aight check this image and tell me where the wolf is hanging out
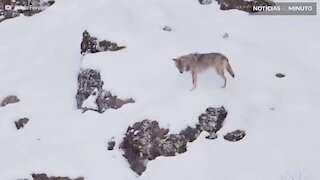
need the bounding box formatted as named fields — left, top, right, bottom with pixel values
left=172, top=52, right=235, bottom=90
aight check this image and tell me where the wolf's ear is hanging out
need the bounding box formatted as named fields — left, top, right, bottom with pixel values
left=172, top=58, right=178, bottom=62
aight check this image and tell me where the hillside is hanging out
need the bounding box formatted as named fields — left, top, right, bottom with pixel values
left=0, top=0, right=320, bottom=179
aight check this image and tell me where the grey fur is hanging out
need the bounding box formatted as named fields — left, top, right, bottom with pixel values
left=173, top=52, right=235, bottom=90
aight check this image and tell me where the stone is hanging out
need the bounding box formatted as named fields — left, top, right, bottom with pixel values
left=76, top=69, right=134, bottom=113
left=275, top=73, right=285, bottom=78
left=199, top=0, right=213, bottom=5
left=107, top=139, right=116, bottom=150
left=120, top=119, right=187, bottom=175
left=224, top=130, right=246, bottom=142
left=76, top=69, right=103, bottom=109
left=1, top=95, right=20, bottom=107
left=15, top=118, right=29, bottom=130
left=198, top=106, right=227, bottom=134
left=80, top=30, right=125, bottom=55
left=179, top=125, right=202, bottom=142
left=120, top=107, right=228, bottom=175
left=31, top=173, right=84, bottom=180
left=223, top=33, right=229, bottom=39
left=162, top=25, right=172, bottom=32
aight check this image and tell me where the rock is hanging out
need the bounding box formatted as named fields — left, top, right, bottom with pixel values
left=107, top=138, right=116, bottom=150
left=31, top=174, right=84, bottom=180
left=15, top=118, right=29, bottom=130
left=162, top=25, right=172, bottom=32
left=1, top=95, right=20, bottom=107
left=32, top=174, right=48, bottom=180
left=179, top=125, right=202, bottom=142
left=120, top=107, right=228, bottom=175
left=160, top=134, right=187, bottom=156
left=275, top=73, right=285, bottom=78
left=198, top=106, right=227, bottom=135
left=76, top=69, right=134, bottom=113
left=224, top=130, right=246, bottom=142
left=96, top=91, right=135, bottom=111
left=120, top=120, right=169, bottom=161
left=120, top=119, right=190, bottom=175
left=80, top=30, right=98, bottom=54
left=199, top=0, right=213, bottom=5
left=98, top=40, right=126, bottom=52
left=0, top=0, right=55, bottom=23
left=76, top=69, right=103, bottom=109
left=223, top=33, right=229, bottom=39
left=80, top=30, right=126, bottom=55
left=214, top=0, right=275, bottom=13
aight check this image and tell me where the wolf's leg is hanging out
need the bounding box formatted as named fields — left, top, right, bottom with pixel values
left=217, top=68, right=227, bottom=88
left=191, top=72, right=197, bottom=91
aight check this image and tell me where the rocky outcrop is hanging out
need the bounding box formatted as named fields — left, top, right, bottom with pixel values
left=76, top=69, right=134, bottom=113
left=107, top=138, right=116, bottom=150
left=199, top=107, right=227, bottom=139
left=76, top=69, right=103, bottom=109
left=179, top=125, right=202, bottom=142
left=0, top=0, right=55, bottom=23
left=80, top=31, right=126, bottom=55
left=120, top=106, right=228, bottom=175
left=96, top=91, right=135, bottom=111
left=223, top=32, right=229, bottom=39
left=199, top=0, right=213, bottom=5
left=120, top=120, right=182, bottom=175
left=162, top=25, right=172, bottom=32
left=275, top=73, right=285, bottom=78
left=77, top=31, right=131, bottom=113
left=224, top=130, right=246, bottom=142
left=1, top=95, right=20, bottom=107
left=31, top=173, right=84, bottom=180
left=15, top=118, right=29, bottom=130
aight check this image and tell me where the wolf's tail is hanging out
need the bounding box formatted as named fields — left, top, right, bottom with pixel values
left=225, top=60, right=235, bottom=78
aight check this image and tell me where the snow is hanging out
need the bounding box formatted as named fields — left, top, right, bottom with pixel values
left=0, top=0, right=320, bottom=179
left=81, top=88, right=98, bottom=110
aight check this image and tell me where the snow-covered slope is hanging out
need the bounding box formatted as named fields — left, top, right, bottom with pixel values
left=0, top=0, right=320, bottom=179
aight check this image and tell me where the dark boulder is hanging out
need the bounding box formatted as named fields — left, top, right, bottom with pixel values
left=107, top=138, right=116, bottom=150
left=80, top=31, right=126, bottom=55
left=198, top=106, right=228, bottom=138
left=275, top=73, right=285, bottom=78
left=199, top=0, right=213, bottom=5
left=224, top=130, right=246, bottom=142
left=75, top=69, right=134, bottom=113
left=1, top=95, right=20, bottom=107
left=15, top=118, right=29, bottom=130
left=179, top=125, right=202, bottom=142
left=162, top=25, right=172, bottom=32
left=96, top=90, right=135, bottom=112
left=76, top=69, right=103, bottom=109
left=120, top=107, right=228, bottom=175
left=120, top=119, right=186, bottom=175
left=31, top=173, right=84, bottom=180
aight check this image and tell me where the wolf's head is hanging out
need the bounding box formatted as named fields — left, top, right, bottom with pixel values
left=172, top=55, right=194, bottom=74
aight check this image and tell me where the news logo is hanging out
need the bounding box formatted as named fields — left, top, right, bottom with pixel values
left=250, top=2, right=317, bottom=15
